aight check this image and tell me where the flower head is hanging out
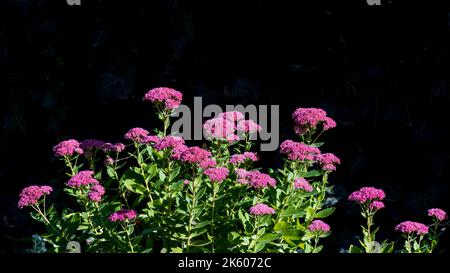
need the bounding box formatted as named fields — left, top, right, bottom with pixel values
left=237, top=169, right=276, bottom=189
left=104, top=156, right=114, bottom=166
left=230, top=152, right=258, bottom=165
left=292, top=108, right=336, bottom=135
left=144, top=87, right=183, bottom=110
left=152, top=135, right=185, bottom=151
left=67, top=171, right=99, bottom=188
left=237, top=120, right=262, bottom=134
left=53, top=139, right=82, bottom=157
left=203, top=117, right=236, bottom=141
left=88, top=184, right=105, bottom=202
left=369, top=201, right=385, bottom=211
left=204, top=167, right=229, bottom=183
left=108, top=209, right=137, bottom=222
left=102, top=143, right=126, bottom=153
left=316, top=153, right=341, bottom=171
left=18, top=185, right=53, bottom=209
left=309, top=220, right=331, bottom=233
left=293, top=178, right=313, bottom=192
left=348, top=187, right=386, bottom=204
left=218, top=111, right=245, bottom=122
left=80, top=139, right=105, bottom=151
left=124, top=127, right=149, bottom=143
left=249, top=203, right=276, bottom=216
left=395, top=221, right=429, bottom=235
left=198, top=158, right=217, bottom=169
left=178, top=146, right=212, bottom=163
left=428, top=208, right=447, bottom=221
left=280, top=140, right=321, bottom=162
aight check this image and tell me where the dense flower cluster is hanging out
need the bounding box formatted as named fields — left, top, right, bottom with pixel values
left=152, top=136, right=185, bottom=151
left=316, top=153, right=341, bottom=171
left=237, top=120, right=262, bottom=134
left=218, top=111, right=244, bottom=122
left=280, top=140, right=321, bottom=161
left=173, top=146, right=212, bottom=164
left=204, top=167, right=229, bottom=183
left=309, top=220, right=331, bottom=233
left=53, top=139, right=83, bottom=157
left=348, top=187, right=386, bottom=204
left=198, top=158, right=217, bottom=169
left=18, top=185, right=53, bottom=209
left=428, top=208, right=447, bottom=221
left=102, top=143, right=126, bottom=153
left=293, top=178, right=313, bottom=192
left=67, top=171, right=99, bottom=188
left=143, top=87, right=183, bottom=110
left=230, top=152, right=258, bottom=165
left=80, top=139, right=105, bottom=151
left=249, top=203, right=276, bottom=216
left=292, top=108, right=336, bottom=135
left=203, top=117, right=237, bottom=142
left=369, top=200, right=385, bottom=211
left=236, top=169, right=276, bottom=189
left=395, top=221, right=429, bottom=235
left=124, top=128, right=149, bottom=143
left=88, top=184, right=105, bottom=202
left=108, top=209, right=137, bottom=222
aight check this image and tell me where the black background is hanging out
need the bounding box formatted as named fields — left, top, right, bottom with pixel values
left=0, top=0, right=449, bottom=253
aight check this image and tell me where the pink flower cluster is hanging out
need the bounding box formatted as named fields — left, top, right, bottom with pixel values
left=67, top=171, right=99, bottom=188
left=218, top=111, right=244, bottom=122
left=153, top=136, right=185, bottom=151
left=102, top=142, right=126, bottom=153
left=395, top=221, right=429, bottom=235
left=316, top=153, right=341, bottom=171
left=237, top=120, right=262, bottom=134
left=309, top=220, right=331, bottom=233
left=428, top=208, right=447, bottom=221
left=292, top=108, right=336, bottom=135
left=18, top=185, right=53, bottom=209
left=280, top=140, right=321, bottom=161
left=249, top=203, right=276, bottom=216
left=88, top=184, right=105, bottom=202
left=172, top=146, right=212, bottom=164
left=53, top=139, right=83, bottom=157
left=124, top=127, right=149, bottom=143
left=293, top=178, right=313, bottom=192
left=204, top=167, right=229, bottom=183
left=369, top=200, right=385, bottom=211
left=230, top=152, right=258, bottom=165
left=203, top=117, right=239, bottom=142
left=348, top=187, right=386, bottom=204
left=198, top=158, right=217, bottom=169
left=143, top=87, right=183, bottom=110
left=108, top=209, right=137, bottom=222
left=236, top=169, right=276, bottom=189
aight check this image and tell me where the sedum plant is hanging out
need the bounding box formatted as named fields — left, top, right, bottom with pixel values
left=18, top=87, right=339, bottom=253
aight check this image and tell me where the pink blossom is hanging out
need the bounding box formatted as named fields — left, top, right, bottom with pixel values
left=108, top=209, right=137, bottom=222
left=348, top=187, right=386, bottom=204
left=249, top=203, right=276, bottom=216
left=280, top=140, right=321, bottom=161
left=143, top=87, right=183, bottom=110
left=102, top=143, right=126, bottom=153
left=142, top=135, right=161, bottom=145
left=218, top=111, right=244, bottom=122
left=179, top=146, right=212, bottom=163
left=309, top=220, right=331, bottom=233
left=170, top=144, right=189, bottom=160
left=104, top=156, right=114, bottom=166
left=293, top=178, right=313, bottom=192
left=203, top=117, right=236, bottom=141
left=316, top=153, right=341, bottom=171
left=204, top=167, right=229, bottom=183
left=18, top=185, right=53, bottom=209
left=124, top=127, right=149, bottom=143
left=428, top=208, right=447, bottom=221
left=53, top=139, right=82, bottom=157
left=183, top=180, right=190, bottom=185
left=237, top=169, right=276, bottom=189
left=323, top=117, right=337, bottom=131
left=153, top=135, right=185, bottom=151
left=292, top=108, right=336, bottom=134
left=395, top=221, right=429, bottom=235
left=237, top=120, right=262, bottom=134
left=199, top=158, right=217, bottom=169
left=88, top=184, right=105, bottom=202
left=230, top=152, right=258, bottom=165
left=67, top=171, right=99, bottom=188
left=369, top=201, right=385, bottom=211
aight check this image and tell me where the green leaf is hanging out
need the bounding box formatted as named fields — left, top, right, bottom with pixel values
left=313, top=245, right=323, bottom=253
left=314, top=207, right=335, bottom=218
left=349, top=245, right=363, bottom=253
left=303, top=170, right=322, bottom=178
left=123, top=179, right=136, bottom=192
left=147, top=164, right=158, bottom=178
left=258, top=233, right=281, bottom=244
left=280, top=208, right=306, bottom=218
left=310, top=142, right=324, bottom=148
left=168, top=166, right=181, bottom=182
left=274, top=221, right=289, bottom=232
left=254, top=242, right=266, bottom=253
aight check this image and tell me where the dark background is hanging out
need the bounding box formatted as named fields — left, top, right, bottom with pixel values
left=0, top=0, right=449, bottom=253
